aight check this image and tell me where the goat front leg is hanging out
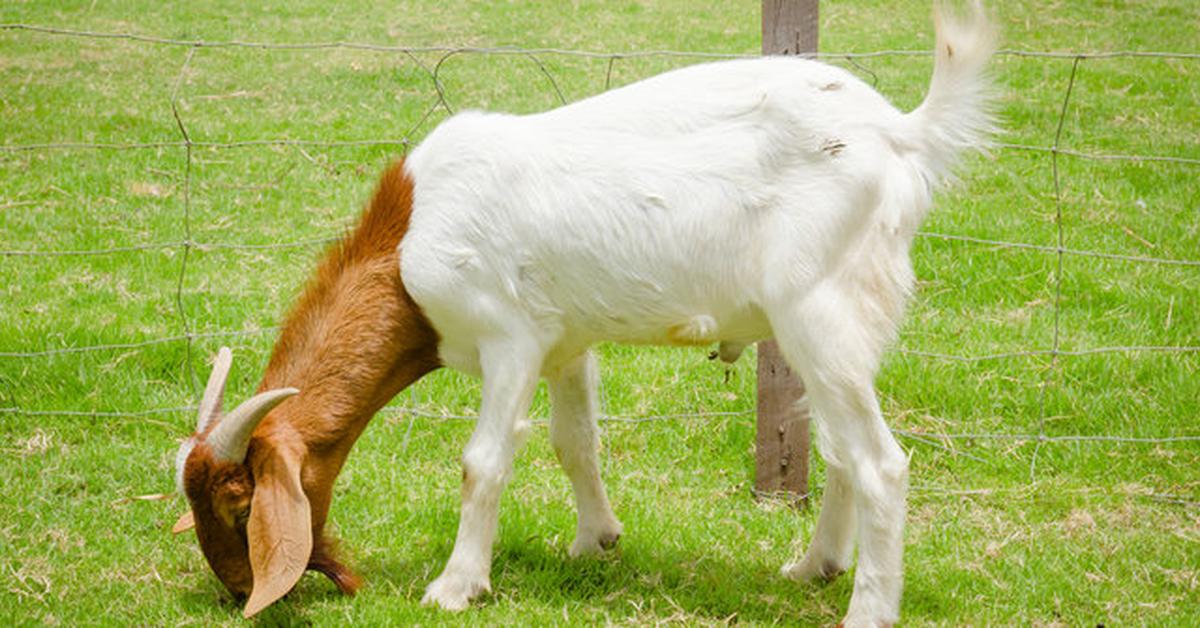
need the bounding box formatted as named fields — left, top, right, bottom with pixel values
left=422, top=340, right=542, bottom=611
left=547, top=351, right=622, bottom=557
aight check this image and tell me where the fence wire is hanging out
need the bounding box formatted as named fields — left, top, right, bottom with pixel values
left=1, top=25, right=1197, bottom=505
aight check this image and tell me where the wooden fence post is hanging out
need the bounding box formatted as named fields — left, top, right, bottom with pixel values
left=755, top=0, right=817, bottom=501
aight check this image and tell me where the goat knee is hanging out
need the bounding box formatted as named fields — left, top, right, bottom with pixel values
left=852, top=445, right=908, bottom=502
left=460, top=447, right=512, bottom=504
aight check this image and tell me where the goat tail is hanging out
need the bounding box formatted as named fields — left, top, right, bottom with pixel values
left=905, top=1, right=998, bottom=182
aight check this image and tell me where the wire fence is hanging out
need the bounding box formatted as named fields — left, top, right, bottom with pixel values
left=1, top=24, right=1197, bottom=503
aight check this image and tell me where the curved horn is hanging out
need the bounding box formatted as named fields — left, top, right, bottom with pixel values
left=206, top=388, right=300, bottom=463
left=196, top=347, right=234, bottom=434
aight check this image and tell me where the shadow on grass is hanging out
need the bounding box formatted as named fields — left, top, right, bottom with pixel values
left=172, top=562, right=353, bottom=624
left=168, top=491, right=847, bottom=622
left=352, top=503, right=849, bottom=624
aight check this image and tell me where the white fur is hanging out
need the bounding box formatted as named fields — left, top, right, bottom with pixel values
left=402, top=5, right=995, bottom=624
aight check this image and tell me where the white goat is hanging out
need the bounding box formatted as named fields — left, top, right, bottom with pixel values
left=173, top=4, right=995, bottom=625
left=401, top=5, right=995, bottom=625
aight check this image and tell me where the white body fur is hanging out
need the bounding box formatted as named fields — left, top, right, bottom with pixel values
left=400, top=6, right=995, bottom=625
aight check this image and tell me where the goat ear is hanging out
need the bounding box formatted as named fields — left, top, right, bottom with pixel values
left=171, top=510, right=195, bottom=535
left=242, top=448, right=312, bottom=618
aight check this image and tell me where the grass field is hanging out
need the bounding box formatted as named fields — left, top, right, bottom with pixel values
left=2, top=0, right=1198, bottom=625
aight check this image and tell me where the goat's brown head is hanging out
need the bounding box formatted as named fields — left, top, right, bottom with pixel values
left=173, top=347, right=308, bottom=617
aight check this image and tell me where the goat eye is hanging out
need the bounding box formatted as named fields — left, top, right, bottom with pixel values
left=235, top=507, right=250, bottom=527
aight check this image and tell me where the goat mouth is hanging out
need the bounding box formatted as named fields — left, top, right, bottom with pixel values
left=215, top=570, right=254, bottom=599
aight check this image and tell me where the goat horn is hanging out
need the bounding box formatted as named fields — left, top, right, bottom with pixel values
left=206, top=388, right=300, bottom=463
left=196, top=347, right=234, bottom=434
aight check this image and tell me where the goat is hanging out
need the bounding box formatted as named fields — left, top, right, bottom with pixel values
left=172, top=4, right=995, bottom=625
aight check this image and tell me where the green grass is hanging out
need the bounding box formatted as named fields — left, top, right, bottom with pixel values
left=2, top=0, right=1197, bottom=625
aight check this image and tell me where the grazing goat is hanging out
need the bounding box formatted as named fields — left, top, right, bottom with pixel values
left=172, top=4, right=995, bottom=625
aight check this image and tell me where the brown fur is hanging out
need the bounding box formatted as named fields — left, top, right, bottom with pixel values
left=179, top=160, right=441, bottom=613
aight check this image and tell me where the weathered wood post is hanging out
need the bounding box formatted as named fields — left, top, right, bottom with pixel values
left=755, top=0, right=817, bottom=502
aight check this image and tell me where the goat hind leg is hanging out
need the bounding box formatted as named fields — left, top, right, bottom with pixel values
left=547, top=351, right=622, bottom=557
left=842, top=417, right=908, bottom=627
left=781, top=461, right=856, bottom=582
left=769, top=296, right=907, bottom=626
left=788, top=368, right=907, bottom=625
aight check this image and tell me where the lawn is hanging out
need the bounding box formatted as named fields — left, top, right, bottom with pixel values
left=1, top=0, right=1197, bottom=625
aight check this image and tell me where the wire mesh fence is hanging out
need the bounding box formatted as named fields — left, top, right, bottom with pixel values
left=1, top=24, right=1197, bottom=502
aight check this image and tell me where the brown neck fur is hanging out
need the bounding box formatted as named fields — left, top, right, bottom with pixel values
left=252, top=158, right=440, bottom=497
left=259, top=159, right=441, bottom=401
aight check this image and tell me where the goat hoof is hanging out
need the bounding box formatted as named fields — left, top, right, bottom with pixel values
left=781, top=556, right=848, bottom=582
left=598, top=531, right=621, bottom=550
left=569, top=521, right=624, bottom=557
left=838, top=618, right=894, bottom=628
left=569, top=533, right=621, bottom=557
left=421, top=571, right=490, bottom=611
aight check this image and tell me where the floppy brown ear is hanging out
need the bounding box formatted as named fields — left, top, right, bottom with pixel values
left=171, top=510, right=195, bottom=535
left=242, top=449, right=312, bottom=618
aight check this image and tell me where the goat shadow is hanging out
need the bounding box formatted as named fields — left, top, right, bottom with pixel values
left=349, top=500, right=853, bottom=624
left=172, top=508, right=945, bottom=624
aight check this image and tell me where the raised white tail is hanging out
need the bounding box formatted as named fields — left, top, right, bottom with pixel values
left=907, top=1, right=998, bottom=181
